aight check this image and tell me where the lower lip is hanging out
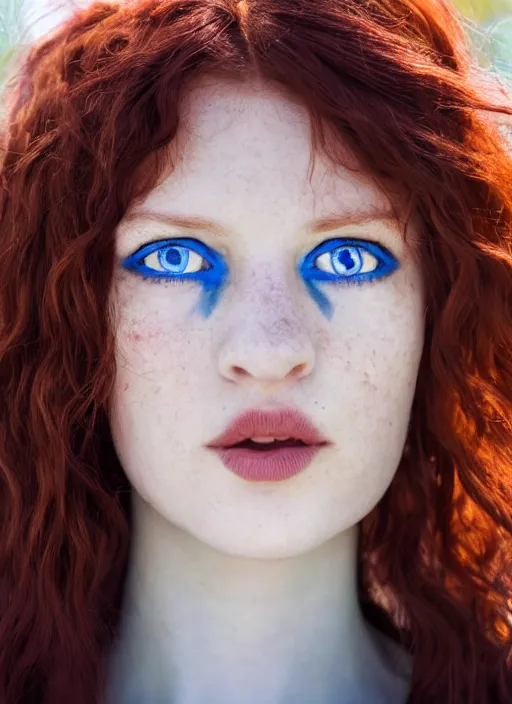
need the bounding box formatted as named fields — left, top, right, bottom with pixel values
left=211, top=444, right=324, bottom=482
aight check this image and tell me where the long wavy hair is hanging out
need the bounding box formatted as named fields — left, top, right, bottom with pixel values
left=0, top=0, right=511, bottom=702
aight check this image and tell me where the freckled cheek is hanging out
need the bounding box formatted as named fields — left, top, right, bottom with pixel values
left=315, top=295, right=424, bottom=390
left=116, top=317, right=200, bottom=378
left=315, top=327, right=334, bottom=353
left=112, top=300, right=211, bottom=400
left=111, top=279, right=204, bottom=374
left=109, top=282, right=215, bottom=426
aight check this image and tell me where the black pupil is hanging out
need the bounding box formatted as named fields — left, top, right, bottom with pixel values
left=166, top=248, right=182, bottom=266
left=337, top=248, right=357, bottom=272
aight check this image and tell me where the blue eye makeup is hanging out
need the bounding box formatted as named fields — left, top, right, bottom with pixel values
left=121, top=236, right=398, bottom=320
left=298, top=238, right=399, bottom=319
left=121, top=237, right=229, bottom=317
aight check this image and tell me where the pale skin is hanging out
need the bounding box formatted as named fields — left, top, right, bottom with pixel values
left=105, top=76, right=425, bottom=704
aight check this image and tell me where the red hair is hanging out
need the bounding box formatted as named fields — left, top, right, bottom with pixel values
left=0, top=0, right=511, bottom=702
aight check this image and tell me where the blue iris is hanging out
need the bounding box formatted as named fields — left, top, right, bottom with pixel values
left=161, top=246, right=188, bottom=270
left=332, top=246, right=363, bottom=275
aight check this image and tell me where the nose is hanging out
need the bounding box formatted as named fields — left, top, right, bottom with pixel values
left=218, top=296, right=316, bottom=385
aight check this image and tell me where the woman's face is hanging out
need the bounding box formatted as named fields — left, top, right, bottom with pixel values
left=109, top=77, right=425, bottom=559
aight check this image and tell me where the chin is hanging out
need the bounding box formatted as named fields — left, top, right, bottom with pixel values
left=181, top=517, right=355, bottom=560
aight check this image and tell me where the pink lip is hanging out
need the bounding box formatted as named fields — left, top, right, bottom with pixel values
left=206, top=408, right=330, bottom=482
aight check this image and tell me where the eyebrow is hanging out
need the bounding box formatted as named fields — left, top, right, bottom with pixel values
left=123, top=208, right=398, bottom=235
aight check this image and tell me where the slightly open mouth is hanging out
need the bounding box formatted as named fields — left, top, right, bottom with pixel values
left=228, top=439, right=309, bottom=451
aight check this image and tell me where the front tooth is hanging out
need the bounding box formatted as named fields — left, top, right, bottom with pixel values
left=250, top=436, right=291, bottom=443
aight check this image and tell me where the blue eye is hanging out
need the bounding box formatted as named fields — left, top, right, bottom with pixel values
left=300, top=238, right=398, bottom=285
left=298, top=238, right=399, bottom=319
left=145, top=244, right=203, bottom=275
left=122, top=238, right=219, bottom=279
left=121, top=238, right=229, bottom=318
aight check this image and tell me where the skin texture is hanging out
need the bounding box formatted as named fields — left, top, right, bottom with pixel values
left=107, top=77, right=425, bottom=704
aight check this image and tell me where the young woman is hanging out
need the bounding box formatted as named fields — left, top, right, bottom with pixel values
left=0, top=0, right=510, bottom=702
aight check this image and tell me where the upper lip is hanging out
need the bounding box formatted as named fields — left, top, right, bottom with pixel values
left=206, top=408, right=331, bottom=448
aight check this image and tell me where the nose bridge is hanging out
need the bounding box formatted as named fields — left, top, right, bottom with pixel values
left=242, top=267, right=307, bottom=342
left=250, top=309, right=306, bottom=357
left=218, top=269, right=315, bottom=383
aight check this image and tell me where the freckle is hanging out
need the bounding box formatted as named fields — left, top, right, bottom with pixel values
left=126, top=331, right=143, bottom=343
left=316, top=328, right=332, bottom=350
left=363, top=370, right=378, bottom=393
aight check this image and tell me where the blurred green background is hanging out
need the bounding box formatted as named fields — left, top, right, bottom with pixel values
left=0, top=0, right=21, bottom=83
left=456, top=0, right=512, bottom=19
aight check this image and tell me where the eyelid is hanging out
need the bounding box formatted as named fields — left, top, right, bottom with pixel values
left=129, top=236, right=206, bottom=257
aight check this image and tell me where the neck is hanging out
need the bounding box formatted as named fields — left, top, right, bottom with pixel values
left=106, top=493, right=411, bottom=704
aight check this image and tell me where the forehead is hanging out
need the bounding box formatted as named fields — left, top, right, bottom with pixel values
left=140, top=77, right=396, bottom=222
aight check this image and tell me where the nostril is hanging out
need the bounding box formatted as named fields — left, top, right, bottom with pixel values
left=227, top=360, right=312, bottom=382
left=286, top=362, right=310, bottom=379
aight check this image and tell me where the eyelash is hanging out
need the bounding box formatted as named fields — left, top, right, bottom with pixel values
left=122, top=237, right=399, bottom=288
left=141, top=276, right=183, bottom=286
